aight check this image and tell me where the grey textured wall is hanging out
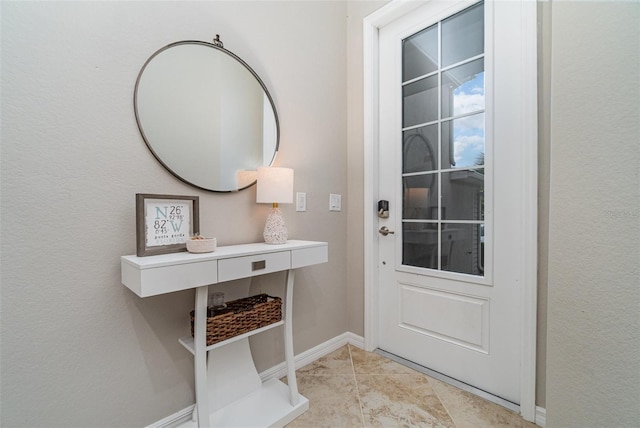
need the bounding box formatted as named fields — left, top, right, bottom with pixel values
left=546, top=1, right=640, bottom=426
left=1, top=2, right=348, bottom=426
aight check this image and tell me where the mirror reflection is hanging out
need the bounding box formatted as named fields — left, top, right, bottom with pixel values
left=135, top=40, right=279, bottom=192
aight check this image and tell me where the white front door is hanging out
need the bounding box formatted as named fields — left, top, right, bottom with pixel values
left=373, top=0, right=536, bottom=405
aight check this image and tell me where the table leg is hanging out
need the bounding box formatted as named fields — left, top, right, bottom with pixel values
left=284, top=269, right=300, bottom=406
left=194, top=286, right=210, bottom=428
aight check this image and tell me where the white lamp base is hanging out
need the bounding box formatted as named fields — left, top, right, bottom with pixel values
left=263, top=207, right=288, bottom=244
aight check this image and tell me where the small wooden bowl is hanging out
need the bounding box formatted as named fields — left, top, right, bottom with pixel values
left=186, top=237, right=216, bottom=253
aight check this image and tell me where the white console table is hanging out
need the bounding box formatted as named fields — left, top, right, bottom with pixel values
left=121, top=240, right=328, bottom=428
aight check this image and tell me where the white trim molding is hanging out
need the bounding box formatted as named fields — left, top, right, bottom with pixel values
left=536, top=406, right=547, bottom=427
left=146, top=405, right=195, bottom=428
left=363, top=0, right=426, bottom=355
left=363, top=0, right=538, bottom=422
left=259, top=332, right=364, bottom=382
left=518, top=0, right=539, bottom=421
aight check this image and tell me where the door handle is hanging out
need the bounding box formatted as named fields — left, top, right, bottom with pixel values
left=378, top=226, right=395, bottom=236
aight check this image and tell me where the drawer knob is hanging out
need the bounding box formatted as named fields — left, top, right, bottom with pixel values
left=252, top=260, right=266, bottom=271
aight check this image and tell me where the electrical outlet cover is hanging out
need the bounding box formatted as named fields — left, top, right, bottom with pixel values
left=329, top=194, right=341, bottom=211
left=296, top=192, right=306, bottom=212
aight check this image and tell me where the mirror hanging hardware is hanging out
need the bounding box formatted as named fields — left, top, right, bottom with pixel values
left=378, top=226, right=395, bottom=236
left=213, top=34, right=224, bottom=48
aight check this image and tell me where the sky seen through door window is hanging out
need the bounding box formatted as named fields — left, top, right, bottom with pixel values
left=451, top=73, right=485, bottom=168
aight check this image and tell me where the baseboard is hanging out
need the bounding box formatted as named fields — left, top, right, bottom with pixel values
left=260, top=331, right=364, bottom=382
left=535, top=406, right=546, bottom=427
left=146, top=404, right=194, bottom=428
left=147, top=332, right=364, bottom=428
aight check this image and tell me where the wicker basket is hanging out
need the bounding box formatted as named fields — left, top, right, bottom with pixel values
left=190, top=294, right=282, bottom=346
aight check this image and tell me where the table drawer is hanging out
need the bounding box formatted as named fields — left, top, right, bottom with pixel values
left=218, top=251, right=291, bottom=282
left=125, top=259, right=218, bottom=297
left=292, top=245, right=328, bottom=268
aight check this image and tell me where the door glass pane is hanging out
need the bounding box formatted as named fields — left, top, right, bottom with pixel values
left=441, top=169, right=484, bottom=221
left=441, top=58, right=485, bottom=119
left=441, top=113, right=485, bottom=169
left=403, top=124, right=438, bottom=173
left=403, top=222, right=439, bottom=269
left=403, top=24, right=438, bottom=82
left=403, top=174, right=438, bottom=219
left=403, top=75, right=438, bottom=127
left=441, top=223, right=484, bottom=275
left=401, top=1, right=485, bottom=277
left=441, top=2, right=484, bottom=67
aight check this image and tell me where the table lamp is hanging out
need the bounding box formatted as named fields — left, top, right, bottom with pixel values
left=257, top=166, right=294, bottom=244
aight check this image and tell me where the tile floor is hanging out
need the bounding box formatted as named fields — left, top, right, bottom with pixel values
left=284, top=344, right=538, bottom=428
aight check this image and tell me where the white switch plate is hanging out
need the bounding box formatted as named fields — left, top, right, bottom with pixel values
left=296, top=192, right=306, bottom=212
left=329, top=194, right=341, bottom=211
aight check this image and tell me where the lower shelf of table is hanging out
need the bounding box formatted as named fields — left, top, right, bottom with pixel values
left=178, top=320, right=285, bottom=354
left=177, top=378, right=309, bottom=428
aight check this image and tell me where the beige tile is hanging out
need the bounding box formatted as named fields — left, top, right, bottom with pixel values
left=429, top=377, right=537, bottom=428
left=349, top=345, right=418, bottom=375
left=287, top=345, right=536, bottom=428
left=356, top=373, right=455, bottom=428
left=297, top=345, right=354, bottom=376
left=286, top=373, right=364, bottom=428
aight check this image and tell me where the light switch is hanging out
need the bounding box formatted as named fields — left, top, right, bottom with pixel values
left=329, top=194, right=341, bottom=211
left=296, top=192, right=307, bottom=212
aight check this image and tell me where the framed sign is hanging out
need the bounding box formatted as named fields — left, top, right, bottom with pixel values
left=136, top=194, right=199, bottom=256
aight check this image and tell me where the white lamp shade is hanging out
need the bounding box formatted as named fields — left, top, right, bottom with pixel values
left=257, top=167, right=294, bottom=204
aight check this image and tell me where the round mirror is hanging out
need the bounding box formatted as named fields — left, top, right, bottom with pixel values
left=134, top=39, right=279, bottom=192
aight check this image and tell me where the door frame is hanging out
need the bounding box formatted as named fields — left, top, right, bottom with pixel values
left=362, top=0, right=538, bottom=420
